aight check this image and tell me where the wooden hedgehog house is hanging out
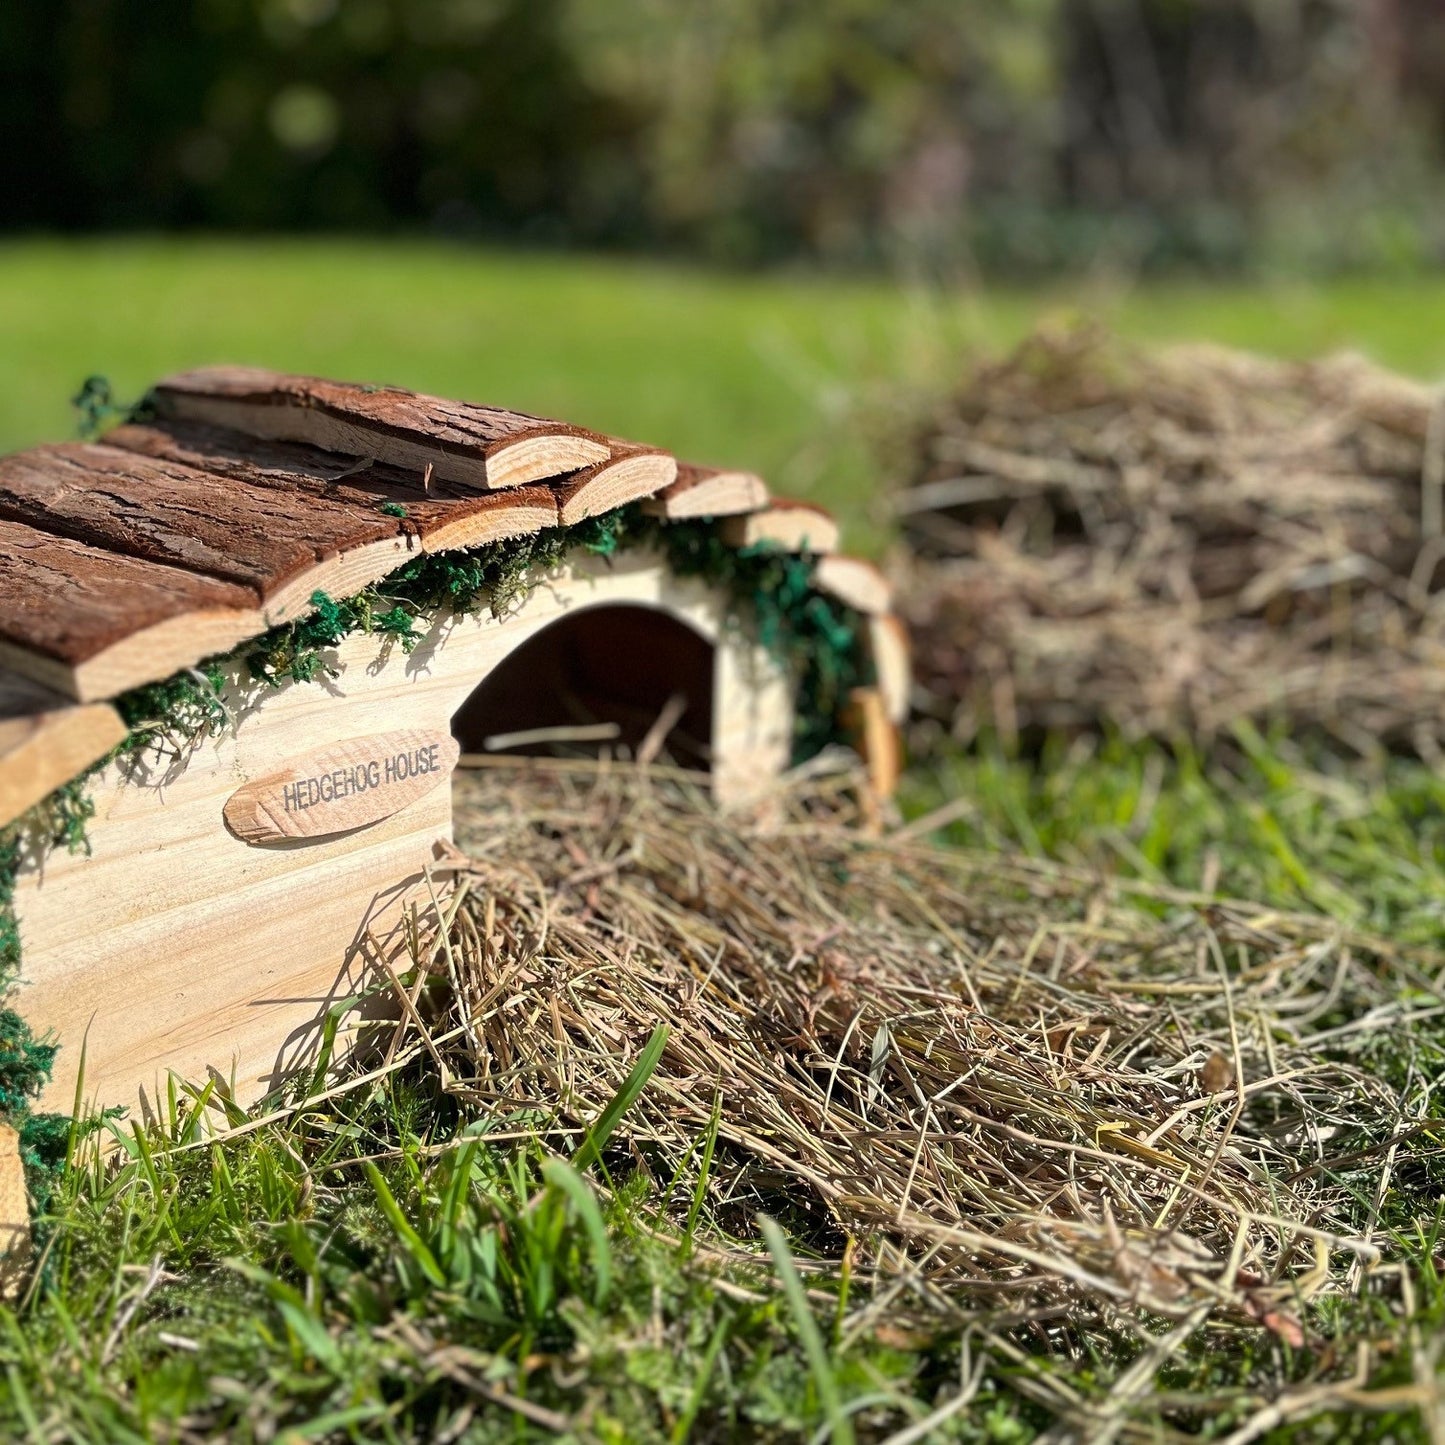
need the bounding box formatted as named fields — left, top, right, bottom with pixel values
left=0, top=368, right=909, bottom=1120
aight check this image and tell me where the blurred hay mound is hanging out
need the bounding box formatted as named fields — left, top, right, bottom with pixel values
left=402, top=759, right=1432, bottom=1392
left=896, top=325, right=1445, bottom=758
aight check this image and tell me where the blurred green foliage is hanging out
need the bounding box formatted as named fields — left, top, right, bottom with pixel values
left=5, top=0, right=1444, bottom=272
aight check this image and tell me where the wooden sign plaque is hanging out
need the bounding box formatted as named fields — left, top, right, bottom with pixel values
left=224, top=729, right=460, bottom=844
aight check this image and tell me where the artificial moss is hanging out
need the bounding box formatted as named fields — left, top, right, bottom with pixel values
left=641, top=515, right=870, bottom=760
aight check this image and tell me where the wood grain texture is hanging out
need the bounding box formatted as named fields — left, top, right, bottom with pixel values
left=811, top=555, right=893, bottom=615
left=0, top=424, right=563, bottom=699
left=554, top=449, right=677, bottom=526
left=224, top=729, right=460, bottom=843
left=0, top=517, right=260, bottom=699
left=640, top=463, right=769, bottom=519
left=14, top=556, right=792, bottom=1117
left=153, top=367, right=612, bottom=490
left=108, top=422, right=560, bottom=554
left=0, top=442, right=410, bottom=610
left=867, top=613, right=911, bottom=724
left=415, top=488, right=558, bottom=552
left=0, top=1124, right=27, bottom=1296
left=718, top=499, right=839, bottom=554
left=0, top=678, right=126, bottom=830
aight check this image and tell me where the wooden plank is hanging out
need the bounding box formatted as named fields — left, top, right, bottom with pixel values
left=415, top=488, right=558, bottom=553
left=0, top=1124, right=27, bottom=1300
left=555, top=448, right=677, bottom=526
left=0, top=442, right=411, bottom=621
left=719, top=499, right=839, bottom=554
left=0, top=669, right=127, bottom=829
left=0, top=517, right=260, bottom=702
left=811, top=555, right=893, bottom=615
left=108, top=421, right=559, bottom=554
left=153, top=367, right=612, bottom=490
left=867, top=613, right=911, bottom=724
left=843, top=686, right=902, bottom=800
left=640, top=462, right=768, bottom=520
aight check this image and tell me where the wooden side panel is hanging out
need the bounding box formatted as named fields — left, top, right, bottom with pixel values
left=0, top=1124, right=27, bottom=1297
left=13, top=557, right=791, bottom=1116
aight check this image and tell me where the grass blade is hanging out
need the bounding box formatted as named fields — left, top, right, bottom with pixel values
left=541, top=1157, right=613, bottom=1304
left=362, top=1160, right=446, bottom=1288
left=759, top=1215, right=853, bottom=1445
left=571, top=1023, right=668, bottom=1173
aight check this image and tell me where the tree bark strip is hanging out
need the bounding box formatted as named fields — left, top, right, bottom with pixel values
left=108, top=423, right=559, bottom=554
left=152, top=367, right=612, bottom=489
left=0, top=517, right=254, bottom=666
left=0, top=443, right=405, bottom=603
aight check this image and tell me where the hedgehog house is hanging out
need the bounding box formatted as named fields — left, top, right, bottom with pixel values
left=0, top=368, right=908, bottom=1119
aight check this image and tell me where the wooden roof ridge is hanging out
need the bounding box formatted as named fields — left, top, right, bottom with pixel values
left=152, top=366, right=614, bottom=491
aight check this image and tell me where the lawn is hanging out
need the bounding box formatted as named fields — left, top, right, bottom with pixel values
left=5, top=239, right=1445, bottom=1440
left=4, top=238, right=1445, bottom=545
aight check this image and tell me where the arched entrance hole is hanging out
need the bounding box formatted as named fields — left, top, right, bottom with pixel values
left=451, top=603, right=716, bottom=768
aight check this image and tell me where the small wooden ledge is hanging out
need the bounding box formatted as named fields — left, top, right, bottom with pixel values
left=641, top=463, right=769, bottom=520
left=718, top=500, right=839, bottom=554
left=556, top=449, right=677, bottom=526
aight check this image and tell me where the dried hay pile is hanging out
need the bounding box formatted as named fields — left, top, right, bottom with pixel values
left=396, top=758, right=1437, bottom=1429
left=896, top=326, right=1445, bottom=759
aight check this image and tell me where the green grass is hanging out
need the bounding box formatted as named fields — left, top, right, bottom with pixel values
left=906, top=723, right=1445, bottom=950
left=7, top=729, right=1445, bottom=1440
left=7, top=240, right=1445, bottom=1436
left=5, top=238, right=1445, bottom=548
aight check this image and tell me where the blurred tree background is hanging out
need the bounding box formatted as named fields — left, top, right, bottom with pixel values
left=2, top=0, right=1444, bottom=274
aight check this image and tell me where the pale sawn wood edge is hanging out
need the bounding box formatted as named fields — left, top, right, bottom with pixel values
left=867, top=613, right=911, bottom=724
left=640, top=464, right=769, bottom=519
left=844, top=685, right=902, bottom=801
left=556, top=450, right=678, bottom=526
left=809, top=554, right=893, bottom=615
left=717, top=500, right=840, bottom=554
left=0, top=699, right=128, bottom=831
